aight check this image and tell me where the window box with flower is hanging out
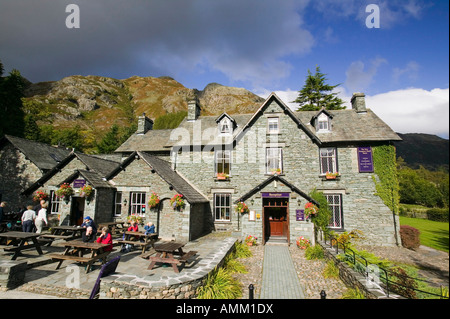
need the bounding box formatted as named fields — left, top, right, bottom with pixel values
left=322, top=171, right=340, bottom=180
left=127, top=214, right=143, bottom=225
left=216, top=172, right=230, bottom=180
left=170, top=194, right=185, bottom=211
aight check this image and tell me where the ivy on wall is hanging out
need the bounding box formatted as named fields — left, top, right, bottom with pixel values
left=372, top=145, right=400, bottom=214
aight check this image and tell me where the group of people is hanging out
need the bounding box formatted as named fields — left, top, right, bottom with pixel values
left=18, top=200, right=49, bottom=233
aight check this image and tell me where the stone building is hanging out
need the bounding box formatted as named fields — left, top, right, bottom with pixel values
left=116, top=92, right=403, bottom=246
left=0, top=92, right=402, bottom=246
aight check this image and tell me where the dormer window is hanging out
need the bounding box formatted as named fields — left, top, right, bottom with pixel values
left=220, top=118, right=231, bottom=134
left=216, top=113, right=236, bottom=136
left=312, top=109, right=333, bottom=133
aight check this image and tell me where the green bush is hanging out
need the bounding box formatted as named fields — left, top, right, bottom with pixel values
left=305, top=245, right=324, bottom=260
left=196, top=267, right=242, bottom=299
left=426, top=208, right=449, bottom=222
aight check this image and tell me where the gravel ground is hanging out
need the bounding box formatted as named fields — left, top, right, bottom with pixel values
left=233, top=242, right=449, bottom=299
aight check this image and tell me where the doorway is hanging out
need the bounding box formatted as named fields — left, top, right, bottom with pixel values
left=70, top=197, right=85, bottom=226
left=263, top=197, right=289, bottom=244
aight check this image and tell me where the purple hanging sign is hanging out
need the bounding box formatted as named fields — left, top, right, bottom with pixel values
left=357, top=147, right=374, bottom=173
left=296, top=209, right=305, bottom=221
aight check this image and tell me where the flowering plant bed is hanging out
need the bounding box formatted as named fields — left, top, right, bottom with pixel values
left=236, top=201, right=249, bottom=214
left=296, top=236, right=310, bottom=249
left=170, top=194, right=185, bottom=210
left=148, top=192, right=160, bottom=208
left=33, top=190, right=49, bottom=202
left=55, top=183, right=74, bottom=199
left=304, top=202, right=318, bottom=218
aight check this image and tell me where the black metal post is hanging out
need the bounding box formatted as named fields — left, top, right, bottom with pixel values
left=249, top=284, right=254, bottom=299
left=320, top=290, right=326, bottom=299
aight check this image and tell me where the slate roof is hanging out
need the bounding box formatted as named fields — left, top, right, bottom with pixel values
left=138, top=152, right=209, bottom=204
left=114, top=93, right=401, bottom=152
left=1, top=134, right=71, bottom=171
left=62, top=169, right=113, bottom=189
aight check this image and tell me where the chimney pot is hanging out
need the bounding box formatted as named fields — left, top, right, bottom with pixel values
left=136, top=114, right=154, bottom=134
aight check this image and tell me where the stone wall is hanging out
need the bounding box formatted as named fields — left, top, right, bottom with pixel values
left=0, top=260, right=27, bottom=291
left=99, top=237, right=237, bottom=299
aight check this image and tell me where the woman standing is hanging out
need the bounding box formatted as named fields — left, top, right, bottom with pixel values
left=35, top=202, right=48, bottom=233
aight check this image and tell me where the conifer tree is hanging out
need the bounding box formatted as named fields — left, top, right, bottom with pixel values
left=293, top=66, right=345, bottom=111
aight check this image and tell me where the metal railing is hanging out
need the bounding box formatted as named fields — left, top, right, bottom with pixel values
left=323, top=234, right=449, bottom=299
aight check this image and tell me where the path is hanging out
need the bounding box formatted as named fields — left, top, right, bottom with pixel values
left=259, top=245, right=305, bottom=299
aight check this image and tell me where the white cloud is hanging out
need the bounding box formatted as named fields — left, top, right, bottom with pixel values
left=392, top=61, right=420, bottom=83
left=344, top=57, right=387, bottom=93
left=366, top=88, right=449, bottom=137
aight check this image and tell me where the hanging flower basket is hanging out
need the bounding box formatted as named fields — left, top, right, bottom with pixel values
left=170, top=194, right=185, bottom=210
left=304, top=202, right=319, bottom=218
left=55, top=183, right=74, bottom=199
left=33, top=190, right=49, bottom=202
left=148, top=192, right=160, bottom=209
left=236, top=201, right=249, bottom=214
left=80, top=185, right=93, bottom=198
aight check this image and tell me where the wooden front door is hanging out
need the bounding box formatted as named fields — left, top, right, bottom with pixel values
left=263, top=197, right=289, bottom=244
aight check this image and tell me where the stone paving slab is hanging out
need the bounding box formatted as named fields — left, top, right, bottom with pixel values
left=259, top=245, right=305, bottom=299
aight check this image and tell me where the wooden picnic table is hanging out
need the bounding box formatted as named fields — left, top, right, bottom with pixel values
left=48, top=239, right=112, bottom=273
left=38, top=225, right=85, bottom=246
left=116, top=231, right=158, bottom=255
left=0, top=231, right=43, bottom=260
left=97, top=221, right=125, bottom=236
left=147, top=241, right=197, bottom=273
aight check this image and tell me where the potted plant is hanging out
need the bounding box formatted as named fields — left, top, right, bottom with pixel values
left=296, top=236, right=310, bottom=249
left=245, top=235, right=257, bottom=246
left=170, top=193, right=185, bottom=210
left=148, top=192, right=160, bottom=209
left=236, top=201, right=249, bottom=214
left=33, top=190, right=49, bottom=202
left=304, top=202, right=319, bottom=219
left=325, top=171, right=339, bottom=179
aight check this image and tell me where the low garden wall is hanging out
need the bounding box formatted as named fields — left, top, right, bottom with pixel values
left=99, top=237, right=237, bottom=299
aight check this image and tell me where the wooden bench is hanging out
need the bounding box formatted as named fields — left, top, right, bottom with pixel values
left=179, top=250, right=198, bottom=263
left=48, top=253, right=92, bottom=263
left=116, top=232, right=158, bottom=255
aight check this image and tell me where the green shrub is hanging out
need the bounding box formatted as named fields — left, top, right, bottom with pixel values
left=322, top=260, right=339, bottom=279
left=400, top=225, right=421, bottom=250
left=305, top=245, right=324, bottom=260
left=341, top=288, right=366, bottom=299
left=196, top=267, right=242, bottom=299
left=426, top=208, right=449, bottom=222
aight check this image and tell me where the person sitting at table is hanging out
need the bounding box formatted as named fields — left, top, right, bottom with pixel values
left=21, top=205, right=36, bottom=232
left=127, top=220, right=139, bottom=232
left=120, top=220, right=139, bottom=252
left=81, top=216, right=97, bottom=242
left=144, top=221, right=155, bottom=235
left=97, top=227, right=113, bottom=252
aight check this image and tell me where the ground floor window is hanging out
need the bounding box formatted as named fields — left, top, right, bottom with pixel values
left=49, top=190, right=60, bottom=214
left=214, top=193, right=231, bottom=221
left=114, top=192, right=122, bottom=217
left=130, top=192, right=146, bottom=216
left=326, top=194, right=343, bottom=229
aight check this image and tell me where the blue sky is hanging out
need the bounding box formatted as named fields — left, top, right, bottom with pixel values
left=0, top=0, right=448, bottom=137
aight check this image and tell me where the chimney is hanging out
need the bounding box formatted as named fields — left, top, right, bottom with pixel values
left=187, top=94, right=201, bottom=121
left=351, top=93, right=367, bottom=113
left=136, top=113, right=154, bottom=134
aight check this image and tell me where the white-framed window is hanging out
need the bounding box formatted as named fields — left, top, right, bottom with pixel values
left=114, top=192, right=122, bottom=217
left=49, top=190, right=60, bottom=215
left=266, top=147, right=283, bottom=174
left=325, top=194, right=343, bottom=229
left=267, top=117, right=279, bottom=134
left=320, top=147, right=338, bottom=174
left=215, top=150, right=231, bottom=176
left=130, top=192, right=146, bottom=216
left=317, top=113, right=331, bottom=132
left=219, top=118, right=232, bottom=135
left=214, top=193, right=231, bottom=221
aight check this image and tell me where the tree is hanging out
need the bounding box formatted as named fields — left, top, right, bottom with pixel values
left=293, top=66, right=345, bottom=111
left=96, top=124, right=120, bottom=154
